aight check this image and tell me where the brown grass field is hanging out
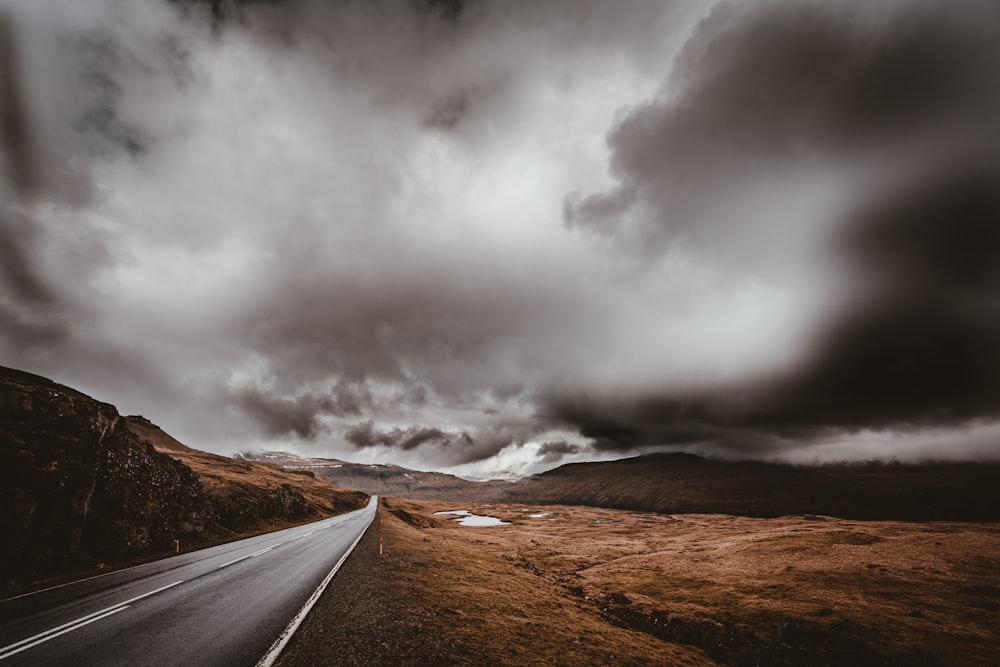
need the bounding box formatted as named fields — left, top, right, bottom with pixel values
left=373, top=498, right=1000, bottom=666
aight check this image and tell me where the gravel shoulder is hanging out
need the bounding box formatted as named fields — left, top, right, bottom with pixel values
left=273, top=503, right=485, bottom=666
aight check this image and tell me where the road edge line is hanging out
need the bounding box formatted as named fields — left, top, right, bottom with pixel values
left=255, top=496, right=379, bottom=667
left=1, top=514, right=342, bottom=604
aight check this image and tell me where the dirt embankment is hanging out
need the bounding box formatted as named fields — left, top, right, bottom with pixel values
left=282, top=498, right=1000, bottom=666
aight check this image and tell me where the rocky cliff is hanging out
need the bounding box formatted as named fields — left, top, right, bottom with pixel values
left=0, top=366, right=367, bottom=588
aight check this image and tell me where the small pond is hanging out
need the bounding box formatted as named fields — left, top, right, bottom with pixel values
left=433, top=510, right=510, bottom=526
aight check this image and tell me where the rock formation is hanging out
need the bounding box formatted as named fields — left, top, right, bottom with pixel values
left=0, top=366, right=366, bottom=587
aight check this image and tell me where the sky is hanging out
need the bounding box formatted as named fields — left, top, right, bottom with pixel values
left=2, top=0, right=1000, bottom=477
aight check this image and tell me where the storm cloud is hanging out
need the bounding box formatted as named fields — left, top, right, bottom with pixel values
left=2, top=0, right=999, bottom=475
left=556, top=0, right=1000, bottom=459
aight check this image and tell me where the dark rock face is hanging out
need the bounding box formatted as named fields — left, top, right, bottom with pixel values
left=210, top=483, right=311, bottom=528
left=0, top=367, right=213, bottom=583
left=0, top=367, right=337, bottom=587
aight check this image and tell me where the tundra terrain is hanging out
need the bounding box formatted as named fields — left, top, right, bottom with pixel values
left=279, top=498, right=1000, bottom=666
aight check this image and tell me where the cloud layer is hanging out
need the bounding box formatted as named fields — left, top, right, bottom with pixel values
left=2, top=0, right=999, bottom=475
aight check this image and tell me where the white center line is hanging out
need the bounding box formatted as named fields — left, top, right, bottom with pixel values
left=0, top=580, right=183, bottom=661
left=0, top=607, right=129, bottom=661
left=217, top=546, right=275, bottom=569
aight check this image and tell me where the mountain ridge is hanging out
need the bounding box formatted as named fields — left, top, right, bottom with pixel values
left=240, top=450, right=510, bottom=502
left=247, top=449, right=1000, bottom=521
left=513, top=450, right=1000, bottom=521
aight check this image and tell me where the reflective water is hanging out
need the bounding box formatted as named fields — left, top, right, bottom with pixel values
left=433, top=510, right=510, bottom=526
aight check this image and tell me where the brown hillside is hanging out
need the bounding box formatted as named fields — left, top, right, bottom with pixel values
left=127, top=418, right=366, bottom=522
left=241, top=451, right=510, bottom=502
left=0, top=366, right=367, bottom=588
left=509, top=452, right=1000, bottom=521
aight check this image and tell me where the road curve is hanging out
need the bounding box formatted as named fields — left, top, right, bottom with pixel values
left=0, top=496, right=378, bottom=667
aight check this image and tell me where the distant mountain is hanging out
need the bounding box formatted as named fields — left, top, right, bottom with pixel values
left=508, top=452, right=1000, bottom=521
left=244, top=449, right=1000, bottom=521
left=0, top=366, right=367, bottom=587
left=239, top=451, right=511, bottom=502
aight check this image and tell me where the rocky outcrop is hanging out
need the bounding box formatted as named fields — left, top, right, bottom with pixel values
left=0, top=366, right=365, bottom=587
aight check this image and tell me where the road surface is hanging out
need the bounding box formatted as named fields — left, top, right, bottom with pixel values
left=0, top=496, right=377, bottom=666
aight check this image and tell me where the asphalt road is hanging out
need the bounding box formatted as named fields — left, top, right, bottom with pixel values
left=0, top=496, right=377, bottom=667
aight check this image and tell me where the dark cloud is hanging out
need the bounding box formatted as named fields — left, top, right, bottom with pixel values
left=567, top=0, right=1000, bottom=255
left=542, top=392, right=783, bottom=457
left=342, top=418, right=540, bottom=468
left=0, top=12, right=49, bottom=309
left=237, top=381, right=372, bottom=439
left=0, top=212, right=56, bottom=307
left=552, top=0, right=1000, bottom=457
left=549, top=159, right=1000, bottom=451
left=0, top=9, right=77, bottom=350
left=453, top=423, right=532, bottom=466
left=536, top=440, right=582, bottom=464
left=72, top=35, right=148, bottom=159
left=344, top=421, right=467, bottom=452
left=0, top=12, right=38, bottom=194
left=425, top=88, right=472, bottom=131
left=767, top=158, right=1000, bottom=430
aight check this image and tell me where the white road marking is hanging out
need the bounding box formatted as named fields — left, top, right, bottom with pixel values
left=5, top=516, right=344, bottom=604
left=217, top=546, right=275, bottom=570
left=0, top=509, right=365, bottom=662
left=256, top=496, right=378, bottom=667
left=0, top=580, right=184, bottom=661
left=0, top=607, right=129, bottom=661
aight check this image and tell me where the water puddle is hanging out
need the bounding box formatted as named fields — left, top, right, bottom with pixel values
left=434, top=510, right=510, bottom=526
